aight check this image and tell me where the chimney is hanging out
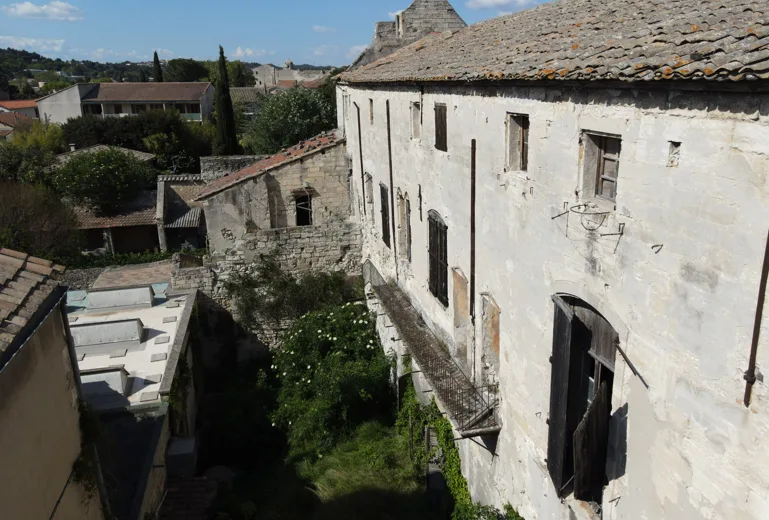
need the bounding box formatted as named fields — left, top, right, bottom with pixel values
left=69, top=143, right=76, bottom=152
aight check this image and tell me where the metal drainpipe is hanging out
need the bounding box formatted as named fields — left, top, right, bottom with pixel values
left=386, top=100, right=398, bottom=282
left=353, top=101, right=366, bottom=217
left=470, top=139, right=477, bottom=384
left=744, top=227, right=769, bottom=406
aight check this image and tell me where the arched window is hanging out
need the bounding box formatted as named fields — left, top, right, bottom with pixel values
left=428, top=211, right=448, bottom=306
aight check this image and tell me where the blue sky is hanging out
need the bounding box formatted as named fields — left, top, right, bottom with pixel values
left=0, top=0, right=548, bottom=65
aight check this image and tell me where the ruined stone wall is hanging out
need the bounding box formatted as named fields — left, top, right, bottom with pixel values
left=200, top=156, right=265, bottom=182
left=340, top=80, right=769, bottom=520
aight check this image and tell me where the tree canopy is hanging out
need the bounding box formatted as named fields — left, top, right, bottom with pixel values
left=244, top=87, right=336, bottom=154
left=0, top=182, right=80, bottom=259
left=166, top=58, right=209, bottom=82
left=51, top=148, right=156, bottom=213
left=214, top=46, right=239, bottom=155
left=153, top=51, right=164, bottom=82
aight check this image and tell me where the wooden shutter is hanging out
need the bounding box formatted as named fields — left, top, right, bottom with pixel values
left=428, top=213, right=448, bottom=306
left=547, top=294, right=574, bottom=497
left=520, top=116, right=530, bottom=171
left=573, top=381, right=610, bottom=501
left=435, top=104, right=447, bottom=152
left=380, top=184, right=391, bottom=248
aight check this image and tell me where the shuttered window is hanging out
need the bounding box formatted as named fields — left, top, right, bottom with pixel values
left=428, top=211, right=448, bottom=306
left=547, top=294, right=615, bottom=502
left=434, top=103, right=447, bottom=152
left=506, top=114, right=530, bottom=171
left=380, top=184, right=391, bottom=248
left=547, top=295, right=575, bottom=497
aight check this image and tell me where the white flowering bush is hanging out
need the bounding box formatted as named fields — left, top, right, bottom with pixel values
left=271, top=302, right=393, bottom=455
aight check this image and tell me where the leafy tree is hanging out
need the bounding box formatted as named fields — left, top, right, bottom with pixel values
left=214, top=46, right=238, bottom=155
left=0, top=142, right=55, bottom=184
left=228, top=61, right=255, bottom=87
left=11, top=120, right=65, bottom=154
left=0, top=182, right=80, bottom=259
left=166, top=58, right=209, bottom=82
left=61, top=111, right=214, bottom=173
left=244, top=87, right=335, bottom=154
left=153, top=51, right=164, bottom=82
left=51, top=148, right=156, bottom=213
left=40, top=80, right=73, bottom=94
left=138, top=68, right=148, bottom=82
left=16, top=78, right=36, bottom=99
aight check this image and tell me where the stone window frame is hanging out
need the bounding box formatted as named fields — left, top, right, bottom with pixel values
left=410, top=101, right=422, bottom=140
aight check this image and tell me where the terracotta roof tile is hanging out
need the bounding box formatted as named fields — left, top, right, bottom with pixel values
left=341, top=0, right=769, bottom=84
left=230, top=87, right=262, bottom=104
left=196, top=131, right=343, bottom=200
left=0, top=99, right=37, bottom=110
left=0, top=249, right=65, bottom=358
left=73, top=191, right=157, bottom=229
left=81, top=82, right=212, bottom=103
left=0, top=111, right=32, bottom=128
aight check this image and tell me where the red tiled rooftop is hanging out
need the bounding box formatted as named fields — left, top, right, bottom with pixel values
left=0, top=111, right=32, bottom=128
left=0, top=99, right=37, bottom=110
left=195, top=131, right=343, bottom=200
left=81, top=82, right=212, bottom=103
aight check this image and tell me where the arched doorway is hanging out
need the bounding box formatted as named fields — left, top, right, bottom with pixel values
left=547, top=294, right=619, bottom=505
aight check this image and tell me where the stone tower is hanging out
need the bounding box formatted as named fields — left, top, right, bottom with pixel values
left=350, top=0, right=466, bottom=69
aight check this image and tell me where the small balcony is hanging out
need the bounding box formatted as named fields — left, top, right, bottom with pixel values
left=363, top=260, right=500, bottom=437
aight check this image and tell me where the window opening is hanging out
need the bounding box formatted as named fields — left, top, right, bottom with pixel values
left=428, top=211, right=448, bottom=306
left=547, top=294, right=618, bottom=504
left=506, top=113, right=530, bottom=171
left=380, top=184, right=391, bottom=248
left=295, top=194, right=312, bottom=226
left=411, top=102, right=421, bottom=139
left=435, top=103, right=447, bottom=152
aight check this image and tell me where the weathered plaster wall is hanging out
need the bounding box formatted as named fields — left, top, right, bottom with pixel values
left=37, top=84, right=88, bottom=124
left=0, top=310, right=104, bottom=520
left=339, top=81, right=769, bottom=520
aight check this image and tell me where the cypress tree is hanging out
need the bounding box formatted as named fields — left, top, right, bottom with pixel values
left=214, top=45, right=238, bottom=155
left=153, top=51, right=164, bottom=82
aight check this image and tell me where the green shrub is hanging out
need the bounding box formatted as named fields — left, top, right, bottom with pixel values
left=272, top=303, right=393, bottom=455
left=52, top=148, right=156, bottom=213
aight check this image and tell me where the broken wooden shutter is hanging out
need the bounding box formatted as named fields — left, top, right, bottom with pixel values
left=573, top=381, right=610, bottom=502
left=435, top=104, right=447, bottom=152
left=380, top=184, right=391, bottom=248
left=547, top=294, right=574, bottom=497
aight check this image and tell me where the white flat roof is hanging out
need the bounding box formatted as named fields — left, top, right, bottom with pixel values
left=67, top=288, right=192, bottom=411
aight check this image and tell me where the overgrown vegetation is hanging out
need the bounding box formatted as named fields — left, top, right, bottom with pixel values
left=224, top=251, right=358, bottom=329
left=72, top=400, right=103, bottom=504
left=0, top=181, right=81, bottom=259
left=52, top=147, right=156, bottom=213
left=207, top=259, right=523, bottom=519
left=243, top=86, right=336, bottom=154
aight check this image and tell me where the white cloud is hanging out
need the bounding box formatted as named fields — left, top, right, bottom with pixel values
left=313, top=44, right=339, bottom=57
left=0, top=35, right=64, bottom=52
left=155, top=48, right=174, bottom=58
left=1, top=1, right=83, bottom=21
left=388, top=9, right=403, bottom=18
left=466, top=0, right=534, bottom=9
left=91, top=48, right=116, bottom=60
left=346, top=44, right=367, bottom=60
left=233, top=47, right=273, bottom=58
left=312, top=25, right=335, bottom=33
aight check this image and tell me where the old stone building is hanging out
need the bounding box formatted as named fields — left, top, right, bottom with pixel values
left=350, top=0, right=466, bottom=69
left=338, top=0, right=769, bottom=519
left=196, top=131, right=360, bottom=272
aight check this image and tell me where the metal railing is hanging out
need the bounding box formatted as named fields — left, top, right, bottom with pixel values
left=363, top=259, right=500, bottom=436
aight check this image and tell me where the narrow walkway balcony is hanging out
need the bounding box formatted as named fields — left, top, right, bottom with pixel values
left=363, top=261, right=500, bottom=438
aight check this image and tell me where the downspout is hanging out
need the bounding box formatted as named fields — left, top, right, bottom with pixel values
left=470, top=139, right=477, bottom=384
left=386, top=100, right=398, bottom=281
left=353, top=101, right=366, bottom=217
left=744, top=227, right=769, bottom=406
